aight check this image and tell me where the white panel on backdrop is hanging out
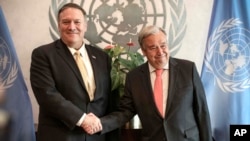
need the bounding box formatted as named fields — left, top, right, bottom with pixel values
left=0, top=0, right=213, bottom=124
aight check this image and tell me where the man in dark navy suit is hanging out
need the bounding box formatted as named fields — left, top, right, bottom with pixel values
left=85, top=25, right=213, bottom=141
left=30, top=3, right=117, bottom=141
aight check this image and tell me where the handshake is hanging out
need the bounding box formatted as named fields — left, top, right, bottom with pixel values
left=81, top=113, right=102, bottom=135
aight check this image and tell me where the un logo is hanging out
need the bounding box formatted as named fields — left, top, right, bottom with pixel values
left=204, top=18, right=250, bottom=93
left=0, top=37, right=18, bottom=91
left=49, top=0, right=187, bottom=55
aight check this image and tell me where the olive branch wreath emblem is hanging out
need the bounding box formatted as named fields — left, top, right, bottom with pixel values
left=0, top=37, right=18, bottom=92
left=204, top=18, right=250, bottom=93
left=168, top=0, right=187, bottom=55
left=0, top=62, right=18, bottom=90
left=48, top=0, right=187, bottom=56
left=0, top=37, right=18, bottom=91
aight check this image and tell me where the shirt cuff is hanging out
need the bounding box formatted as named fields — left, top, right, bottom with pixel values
left=76, top=113, right=86, bottom=126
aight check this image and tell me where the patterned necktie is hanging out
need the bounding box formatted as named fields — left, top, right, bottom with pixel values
left=74, top=51, right=94, bottom=101
left=154, top=69, right=163, bottom=117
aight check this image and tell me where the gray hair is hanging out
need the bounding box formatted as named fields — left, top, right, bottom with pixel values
left=138, top=25, right=167, bottom=50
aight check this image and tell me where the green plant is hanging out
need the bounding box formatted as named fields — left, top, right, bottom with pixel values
left=104, top=42, right=144, bottom=96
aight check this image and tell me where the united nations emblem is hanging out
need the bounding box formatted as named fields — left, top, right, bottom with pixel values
left=0, top=37, right=18, bottom=91
left=49, top=0, right=187, bottom=55
left=204, top=18, right=250, bottom=93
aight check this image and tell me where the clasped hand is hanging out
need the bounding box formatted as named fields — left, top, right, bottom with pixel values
left=81, top=113, right=102, bottom=135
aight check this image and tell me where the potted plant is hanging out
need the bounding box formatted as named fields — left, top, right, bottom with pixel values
left=104, top=41, right=144, bottom=97
left=104, top=40, right=144, bottom=130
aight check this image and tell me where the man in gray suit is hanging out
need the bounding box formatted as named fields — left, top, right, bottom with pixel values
left=85, top=25, right=213, bottom=141
left=30, top=3, right=117, bottom=141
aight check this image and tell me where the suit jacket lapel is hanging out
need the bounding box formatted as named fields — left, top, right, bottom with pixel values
left=165, top=58, right=179, bottom=118
left=140, top=63, right=154, bottom=98
left=85, top=45, right=98, bottom=89
left=140, top=60, right=180, bottom=118
left=55, top=40, right=86, bottom=88
left=140, top=63, right=163, bottom=116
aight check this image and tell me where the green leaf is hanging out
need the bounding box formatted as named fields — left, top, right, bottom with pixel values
left=104, top=44, right=144, bottom=96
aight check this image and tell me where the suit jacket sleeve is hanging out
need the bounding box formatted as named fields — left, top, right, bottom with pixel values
left=30, top=45, right=85, bottom=129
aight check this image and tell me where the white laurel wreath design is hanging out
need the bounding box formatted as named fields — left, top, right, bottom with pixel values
left=49, top=0, right=187, bottom=55
left=49, top=0, right=69, bottom=40
left=0, top=61, right=18, bottom=90
left=168, top=0, right=187, bottom=56
left=204, top=18, right=250, bottom=93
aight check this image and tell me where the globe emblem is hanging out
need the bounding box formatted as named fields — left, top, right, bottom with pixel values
left=49, top=0, right=186, bottom=55
left=212, top=27, right=250, bottom=82
left=85, top=0, right=167, bottom=52
left=0, top=37, right=12, bottom=81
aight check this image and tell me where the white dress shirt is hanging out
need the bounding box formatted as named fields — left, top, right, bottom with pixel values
left=149, top=63, right=169, bottom=117
left=68, top=44, right=95, bottom=126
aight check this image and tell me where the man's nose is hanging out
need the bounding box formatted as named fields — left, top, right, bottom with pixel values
left=156, top=46, right=164, bottom=53
left=69, top=21, right=76, bottom=30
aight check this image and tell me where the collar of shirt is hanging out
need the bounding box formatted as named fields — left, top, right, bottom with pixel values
left=68, top=43, right=87, bottom=57
left=148, top=62, right=169, bottom=73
